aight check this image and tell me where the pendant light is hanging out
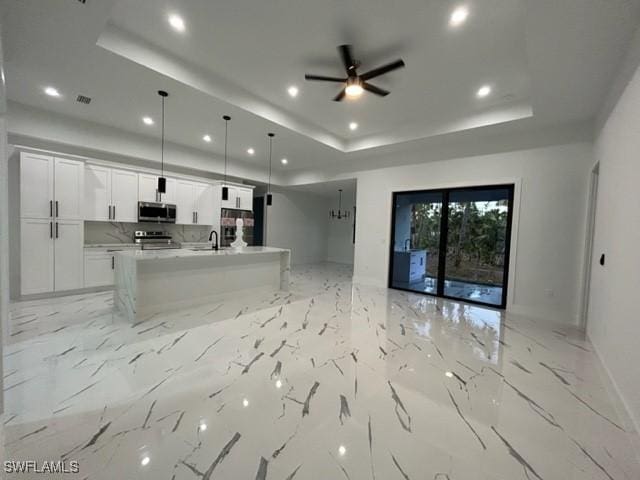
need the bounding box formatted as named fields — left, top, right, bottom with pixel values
left=330, top=189, right=350, bottom=219
left=157, top=90, right=168, bottom=194
left=266, top=133, right=274, bottom=206
left=222, top=115, right=231, bottom=201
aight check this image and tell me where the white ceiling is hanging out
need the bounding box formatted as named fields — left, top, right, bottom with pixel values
left=2, top=0, right=640, bottom=176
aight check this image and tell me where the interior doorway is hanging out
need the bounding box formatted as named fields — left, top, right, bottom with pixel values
left=579, top=163, right=600, bottom=328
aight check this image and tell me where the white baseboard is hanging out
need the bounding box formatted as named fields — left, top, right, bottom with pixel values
left=588, top=333, right=640, bottom=463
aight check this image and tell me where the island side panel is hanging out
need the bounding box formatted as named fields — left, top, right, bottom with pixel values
left=114, top=252, right=137, bottom=322
left=134, top=252, right=283, bottom=319
left=280, top=250, right=291, bottom=291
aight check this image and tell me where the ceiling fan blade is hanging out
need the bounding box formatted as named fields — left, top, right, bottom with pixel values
left=338, top=44, right=357, bottom=76
left=305, top=74, right=347, bottom=82
left=333, top=89, right=346, bottom=102
left=362, top=82, right=390, bottom=97
left=360, top=59, right=405, bottom=81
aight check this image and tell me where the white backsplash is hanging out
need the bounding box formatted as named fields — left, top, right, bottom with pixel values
left=84, top=222, right=211, bottom=244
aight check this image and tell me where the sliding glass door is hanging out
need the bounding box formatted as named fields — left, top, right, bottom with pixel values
left=389, top=185, right=514, bottom=308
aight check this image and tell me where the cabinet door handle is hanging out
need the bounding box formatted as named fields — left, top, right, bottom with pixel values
left=196, top=212, right=198, bottom=224
left=55, top=222, right=59, bottom=239
left=112, top=205, right=116, bottom=220
left=50, top=222, right=53, bottom=239
left=108, top=205, right=111, bottom=220
left=55, top=201, right=59, bottom=217
left=112, top=256, right=115, bottom=270
left=50, top=200, right=53, bottom=218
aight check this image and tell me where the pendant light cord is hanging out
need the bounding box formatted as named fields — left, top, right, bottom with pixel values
left=268, top=135, right=273, bottom=193
left=223, top=117, right=229, bottom=185
left=161, top=94, right=165, bottom=177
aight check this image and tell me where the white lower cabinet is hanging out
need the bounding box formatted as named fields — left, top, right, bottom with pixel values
left=20, top=218, right=55, bottom=295
left=54, top=220, right=84, bottom=291
left=84, top=252, right=114, bottom=288
left=84, top=246, right=139, bottom=288
left=20, top=218, right=83, bottom=295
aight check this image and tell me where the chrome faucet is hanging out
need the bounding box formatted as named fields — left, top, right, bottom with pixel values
left=208, top=230, right=219, bottom=251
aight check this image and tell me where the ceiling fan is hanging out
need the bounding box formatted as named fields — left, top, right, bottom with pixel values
left=305, top=44, right=405, bottom=102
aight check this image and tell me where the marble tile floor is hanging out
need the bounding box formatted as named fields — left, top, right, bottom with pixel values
left=2, top=262, right=639, bottom=479
left=396, top=277, right=503, bottom=306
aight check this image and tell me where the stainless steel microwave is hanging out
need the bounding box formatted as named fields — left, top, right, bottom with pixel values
left=138, top=202, right=177, bottom=223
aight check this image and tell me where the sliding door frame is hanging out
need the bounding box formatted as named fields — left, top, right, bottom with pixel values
left=388, top=183, right=515, bottom=309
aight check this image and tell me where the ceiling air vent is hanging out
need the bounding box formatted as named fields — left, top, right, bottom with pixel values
left=76, top=95, right=92, bottom=105
left=77, top=0, right=87, bottom=4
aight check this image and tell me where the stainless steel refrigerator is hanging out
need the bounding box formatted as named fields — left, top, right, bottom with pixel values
left=220, top=208, right=255, bottom=247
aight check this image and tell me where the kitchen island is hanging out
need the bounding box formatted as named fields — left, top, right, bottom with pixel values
left=114, top=246, right=290, bottom=322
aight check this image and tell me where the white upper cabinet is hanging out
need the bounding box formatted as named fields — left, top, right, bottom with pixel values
left=84, top=165, right=138, bottom=222
left=220, top=184, right=253, bottom=211
left=54, top=158, right=84, bottom=220
left=175, top=180, right=216, bottom=225
left=85, top=164, right=111, bottom=221
left=139, top=173, right=176, bottom=204
left=238, top=187, right=253, bottom=211
left=220, top=185, right=238, bottom=210
left=20, top=152, right=54, bottom=219
left=195, top=183, right=215, bottom=225
left=176, top=179, right=196, bottom=225
left=20, top=152, right=84, bottom=220
left=111, top=168, right=138, bottom=222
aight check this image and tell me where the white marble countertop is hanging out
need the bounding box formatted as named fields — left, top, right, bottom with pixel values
left=115, top=246, right=290, bottom=261
left=84, top=242, right=212, bottom=249
left=84, top=243, right=139, bottom=249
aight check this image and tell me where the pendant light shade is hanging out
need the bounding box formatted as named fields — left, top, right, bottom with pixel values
left=267, top=133, right=274, bottom=206
left=157, top=90, right=168, bottom=194
left=222, top=115, right=231, bottom=201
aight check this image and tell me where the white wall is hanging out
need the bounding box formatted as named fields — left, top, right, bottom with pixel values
left=326, top=186, right=355, bottom=265
left=265, top=188, right=329, bottom=265
left=587, top=61, right=640, bottom=432
left=0, top=23, right=8, bottom=416
left=353, top=142, right=594, bottom=324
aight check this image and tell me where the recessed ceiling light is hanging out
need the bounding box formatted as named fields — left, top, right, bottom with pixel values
left=476, top=85, right=492, bottom=98
left=338, top=445, right=347, bottom=456
left=242, top=398, right=250, bottom=407
left=203, top=134, right=212, bottom=143
left=349, top=122, right=358, bottom=131
left=247, top=148, right=255, bottom=155
left=287, top=86, right=299, bottom=98
left=199, top=422, right=207, bottom=432
left=142, top=116, right=154, bottom=126
left=44, top=86, right=60, bottom=97
left=281, top=158, right=288, bottom=165
left=445, top=371, right=454, bottom=378
left=140, top=456, right=150, bottom=467
left=168, top=13, right=186, bottom=32
left=450, top=6, right=469, bottom=27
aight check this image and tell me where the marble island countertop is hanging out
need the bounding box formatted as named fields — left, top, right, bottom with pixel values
left=115, top=246, right=290, bottom=261
left=84, top=242, right=214, bottom=249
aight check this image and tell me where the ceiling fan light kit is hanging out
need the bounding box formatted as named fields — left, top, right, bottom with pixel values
left=305, top=44, right=405, bottom=102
